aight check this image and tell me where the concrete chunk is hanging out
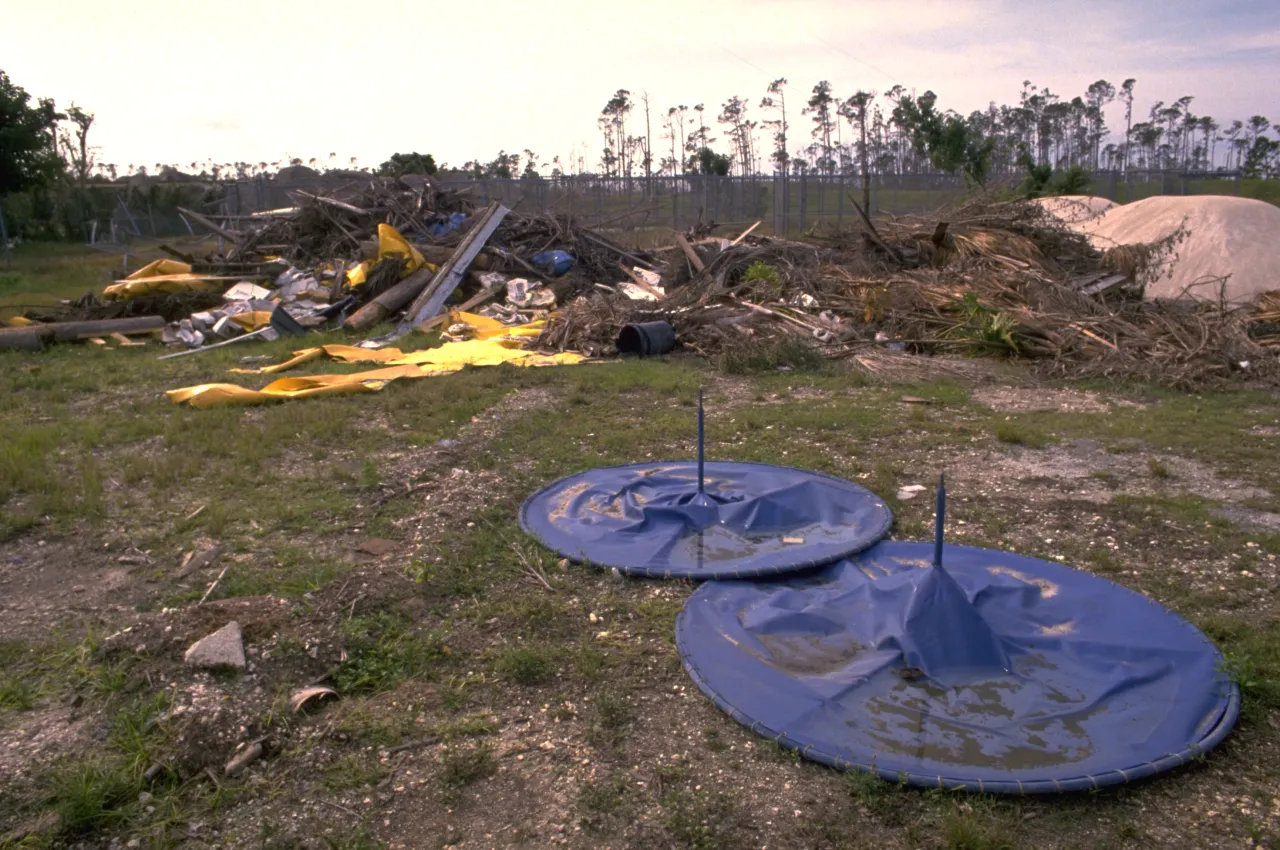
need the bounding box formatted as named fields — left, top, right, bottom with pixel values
left=183, top=621, right=245, bottom=670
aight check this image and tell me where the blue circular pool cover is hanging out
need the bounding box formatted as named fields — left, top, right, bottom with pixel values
left=518, top=461, right=893, bottom=579
left=677, top=540, right=1239, bottom=793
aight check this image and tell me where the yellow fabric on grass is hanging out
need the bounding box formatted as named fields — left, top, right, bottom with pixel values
left=232, top=344, right=405, bottom=375
left=169, top=349, right=583, bottom=409
left=166, top=364, right=438, bottom=409
left=169, top=338, right=585, bottom=408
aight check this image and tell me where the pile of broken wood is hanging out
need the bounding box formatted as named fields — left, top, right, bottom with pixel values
left=538, top=193, right=1280, bottom=389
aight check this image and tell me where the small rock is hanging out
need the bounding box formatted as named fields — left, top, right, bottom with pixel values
left=436, top=439, right=459, bottom=449
left=183, top=622, right=246, bottom=670
left=356, top=538, right=397, bottom=557
left=897, top=485, right=927, bottom=501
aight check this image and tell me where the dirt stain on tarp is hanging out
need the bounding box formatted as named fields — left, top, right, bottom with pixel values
left=749, top=631, right=867, bottom=676
left=989, top=566, right=1059, bottom=598
left=854, top=666, right=1104, bottom=770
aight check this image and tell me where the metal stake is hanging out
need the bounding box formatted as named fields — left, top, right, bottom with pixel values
left=697, top=387, right=705, bottom=494
left=933, top=473, right=946, bottom=567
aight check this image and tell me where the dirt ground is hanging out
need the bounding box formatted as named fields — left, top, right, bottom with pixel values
left=2, top=349, right=1279, bottom=850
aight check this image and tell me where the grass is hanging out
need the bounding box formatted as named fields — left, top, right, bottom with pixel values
left=942, top=805, right=1018, bottom=850
left=493, top=645, right=556, bottom=686
left=334, top=613, right=448, bottom=695
left=5, top=245, right=1280, bottom=848
left=993, top=419, right=1052, bottom=448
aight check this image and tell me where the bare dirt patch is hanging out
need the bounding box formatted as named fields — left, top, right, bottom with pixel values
left=0, top=538, right=145, bottom=644
left=972, top=386, right=1146, bottom=414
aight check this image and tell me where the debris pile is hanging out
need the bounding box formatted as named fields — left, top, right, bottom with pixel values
left=6, top=177, right=1277, bottom=390
left=537, top=193, right=1280, bottom=389
left=4, top=176, right=660, bottom=355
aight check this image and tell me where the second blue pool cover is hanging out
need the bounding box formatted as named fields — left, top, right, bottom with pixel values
left=676, top=541, right=1239, bottom=793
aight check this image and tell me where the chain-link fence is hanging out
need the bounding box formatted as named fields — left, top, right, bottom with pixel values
left=215, top=170, right=1246, bottom=239
left=0, top=170, right=1254, bottom=261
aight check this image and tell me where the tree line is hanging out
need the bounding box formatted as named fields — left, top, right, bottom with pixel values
left=580, top=79, right=1280, bottom=183
left=4, top=66, right=1279, bottom=208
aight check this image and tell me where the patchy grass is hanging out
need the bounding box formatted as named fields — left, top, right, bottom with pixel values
left=334, top=613, right=448, bottom=696
left=993, top=419, right=1052, bottom=448
left=4, top=259, right=1280, bottom=850
left=493, top=645, right=557, bottom=686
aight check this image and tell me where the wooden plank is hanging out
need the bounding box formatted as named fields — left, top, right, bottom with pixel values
left=342, top=265, right=436, bottom=332
left=0, top=316, right=166, bottom=350
left=400, top=202, right=509, bottom=331
left=1080, top=274, right=1129, bottom=297
left=176, top=207, right=240, bottom=243
left=1067, top=322, right=1120, bottom=351
left=414, top=284, right=505, bottom=334
left=578, top=231, right=659, bottom=272
left=618, top=264, right=665, bottom=299
left=674, top=233, right=706, bottom=273
left=730, top=220, right=762, bottom=246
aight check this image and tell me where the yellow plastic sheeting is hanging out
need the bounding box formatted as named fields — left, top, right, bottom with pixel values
left=104, top=258, right=212, bottom=301
left=377, top=223, right=427, bottom=274
left=451, top=312, right=546, bottom=340
left=232, top=344, right=405, bottom=375
left=346, top=263, right=369, bottom=287
left=166, top=364, right=436, bottom=409
left=3, top=316, right=37, bottom=327
left=168, top=345, right=583, bottom=408
left=129, top=259, right=192, bottom=279
left=228, top=311, right=275, bottom=331
left=345, top=225, right=437, bottom=289
left=103, top=274, right=230, bottom=301
left=388, top=338, right=577, bottom=368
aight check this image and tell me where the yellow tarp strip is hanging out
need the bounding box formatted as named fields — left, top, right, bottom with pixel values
left=169, top=341, right=585, bottom=409
left=166, top=364, right=437, bottom=409
left=232, top=344, right=405, bottom=375
left=128, top=258, right=192, bottom=279
left=103, top=275, right=232, bottom=301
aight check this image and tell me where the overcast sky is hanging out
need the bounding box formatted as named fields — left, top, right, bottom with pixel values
left=3, top=0, right=1278, bottom=173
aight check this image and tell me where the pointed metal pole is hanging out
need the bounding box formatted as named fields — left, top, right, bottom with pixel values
left=697, top=387, right=706, bottom=494
left=933, top=473, right=946, bottom=567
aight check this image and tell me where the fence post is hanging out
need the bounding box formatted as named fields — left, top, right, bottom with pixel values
left=0, top=197, right=10, bottom=270
left=1235, top=172, right=1242, bottom=196
left=799, top=174, right=807, bottom=232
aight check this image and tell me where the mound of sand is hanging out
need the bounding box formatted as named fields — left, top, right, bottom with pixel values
left=1085, top=196, right=1280, bottom=304
left=1034, top=195, right=1117, bottom=225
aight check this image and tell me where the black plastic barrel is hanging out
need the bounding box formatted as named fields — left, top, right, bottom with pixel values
left=616, top=321, right=676, bottom=356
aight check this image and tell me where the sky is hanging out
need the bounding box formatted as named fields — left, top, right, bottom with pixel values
left=2, top=0, right=1278, bottom=174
